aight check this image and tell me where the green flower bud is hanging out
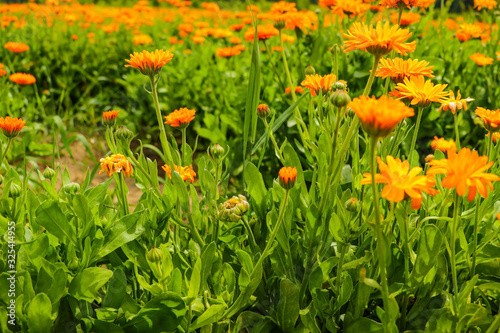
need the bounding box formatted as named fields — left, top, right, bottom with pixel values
left=273, top=19, right=286, bottom=31
left=305, top=64, right=316, bottom=76
left=210, top=143, right=225, bottom=159
left=68, top=257, right=80, bottom=271
left=332, top=81, right=346, bottom=91
left=218, top=195, right=250, bottom=222
left=9, top=183, right=22, bottom=198
left=147, top=247, right=163, bottom=263
left=43, top=166, right=56, bottom=180
left=63, top=182, right=80, bottom=195
left=256, top=104, right=270, bottom=119
left=330, top=89, right=351, bottom=108
left=345, top=197, right=359, bottom=212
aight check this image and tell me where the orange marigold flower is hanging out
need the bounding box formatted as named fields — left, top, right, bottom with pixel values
left=103, top=110, right=120, bottom=126
left=300, top=74, right=337, bottom=97
left=391, top=12, right=420, bottom=27
left=0, top=116, right=26, bottom=138
left=72, top=34, right=78, bottom=41
left=455, top=23, right=483, bottom=42
left=427, top=147, right=500, bottom=201
left=430, top=136, right=456, bottom=153
left=9, top=73, right=36, bottom=85
left=99, top=154, right=133, bottom=178
left=0, top=63, right=7, bottom=77
left=418, top=0, right=436, bottom=7
left=475, top=107, right=500, bottom=132
left=380, top=0, right=419, bottom=8
left=319, top=0, right=337, bottom=8
left=244, top=24, right=279, bottom=41
left=216, top=46, right=243, bottom=57
left=285, top=86, right=305, bottom=94
left=343, top=21, right=416, bottom=56
left=332, top=0, right=370, bottom=17
left=394, top=76, right=448, bottom=107
left=162, top=164, right=196, bottom=182
left=230, top=23, right=245, bottom=32
left=375, top=57, right=434, bottom=84
left=229, top=36, right=242, bottom=44
left=256, top=104, right=270, bottom=118
left=470, top=52, right=494, bottom=66
left=4, top=42, right=29, bottom=53
left=474, top=0, right=497, bottom=10
left=438, top=90, right=474, bottom=114
left=279, top=166, right=297, bottom=190
left=270, top=1, right=298, bottom=14
left=191, top=36, right=205, bottom=44
left=348, top=95, right=414, bottom=138
left=125, top=49, right=174, bottom=76
left=133, top=34, right=153, bottom=46
left=487, top=131, right=500, bottom=143
left=361, top=156, right=438, bottom=209
left=282, top=12, right=312, bottom=31
left=164, top=107, right=196, bottom=128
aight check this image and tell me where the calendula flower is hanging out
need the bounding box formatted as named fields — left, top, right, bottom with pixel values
left=99, top=154, right=133, bottom=178
left=133, top=34, right=153, bottom=45
left=332, top=0, right=370, bottom=17
left=431, top=137, right=456, bottom=153
left=9, top=73, right=36, bottom=85
left=380, top=0, right=419, bottom=8
left=474, top=0, right=497, bottom=10
left=375, top=58, right=434, bottom=84
left=0, top=116, right=26, bottom=138
left=164, top=107, right=195, bottom=128
left=438, top=90, right=474, bottom=114
left=162, top=164, right=196, bottom=182
left=279, top=166, right=297, bottom=190
left=319, top=0, right=337, bottom=8
left=103, top=110, right=120, bottom=126
left=470, top=53, right=494, bottom=66
left=285, top=86, right=304, bottom=94
left=475, top=107, right=500, bottom=132
left=0, top=63, right=7, bottom=77
left=218, top=195, right=250, bottom=222
left=343, top=21, right=416, bottom=56
left=391, top=12, right=421, bottom=27
left=216, top=46, right=243, bottom=57
left=125, top=49, right=174, bottom=76
left=300, top=74, right=337, bottom=97
left=427, top=147, right=500, bottom=201
left=361, top=156, right=438, bottom=209
left=244, top=24, right=279, bottom=41
left=348, top=95, right=414, bottom=138
left=4, top=42, right=29, bottom=53
left=455, top=23, right=483, bottom=42
left=487, top=132, right=500, bottom=143
left=395, top=76, right=448, bottom=107
left=256, top=104, right=270, bottom=118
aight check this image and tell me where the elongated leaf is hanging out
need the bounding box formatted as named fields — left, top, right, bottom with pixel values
left=27, top=293, right=53, bottom=333
left=96, top=211, right=145, bottom=260
left=252, top=93, right=307, bottom=154
left=409, top=224, right=443, bottom=289
left=189, top=304, right=226, bottom=331
left=277, top=279, right=300, bottom=332
left=36, top=201, right=77, bottom=246
left=69, top=267, right=113, bottom=302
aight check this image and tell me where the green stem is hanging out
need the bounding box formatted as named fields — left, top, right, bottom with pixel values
left=370, top=137, right=391, bottom=333
left=450, top=192, right=460, bottom=296
left=487, top=131, right=493, bottom=161
left=149, top=76, right=174, bottom=165
left=471, top=197, right=480, bottom=279
left=182, top=127, right=187, bottom=166
left=0, top=138, right=13, bottom=170
left=453, top=112, right=461, bottom=150
left=363, top=55, right=382, bottom=96
left=335, top=244, right=347, bottom=298
left=263, top=118, right=285, bottom=164
left=409, top=107, right=424, bottom=166
left=241, top=216, right=258, bottom=252
left=401, top=203, right=409, bottom=331
left=116, top=173, right=130, bottom=216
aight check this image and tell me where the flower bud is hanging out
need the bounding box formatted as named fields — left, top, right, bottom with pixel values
left=63, top=182, right=80, bottom=195
left=279, top=166, right=297, bottom=190
left=305, top=64, right=316, bottom=76
left=103, top=110, right=120, bottom=127
left=345, top=197, right=359, bottom=212
left=210, top=143, right=225, bottom=159
left=425, top=154, right=434, bottom=163
left=115, top=126, right=134, bottom=143
left=218, top=195, right=250, bottom=222
left=332, top=81, right=346, bottom=91
left=256, top=104, right=270, bottom=119
left=330, top=89, right=351, bottom=108
left=68, top=257, right=80, bottom=271
left=43, top=166, right=56, bottom=180
left=330, top=44, right=341, bottom=55
left=147, top=247, right=164, bottom=263
left=9, top=183, right=22, bottom=198
left=274, top=19, right=286, bottom=31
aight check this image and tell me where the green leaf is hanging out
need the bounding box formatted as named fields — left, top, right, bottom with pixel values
left=26, top=293, right=53, bottom=333
left=103, top=268, right=128, bottom=309
left=345, top=318, right=383, bottom=333
left=409, top=224, right=443, bottom=289
left=73, top=193, right=94, bottom=240
left=189, top=304, right=226, bottom=331
left=126, top=292, right=186, bottom=333
left=277, top=279, right=300, bottom=332
left=69, top=267, right=113, bottom=302
left=244, top=162, right=267, bottom=221
left=36, top=201, right=77, bottom=246
left=96, top=210, right=145, bottom=260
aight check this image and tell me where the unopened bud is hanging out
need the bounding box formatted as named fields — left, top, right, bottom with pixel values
left=425, top=154, right=434, bottom=163
left=256, top=104, right=270, bottom=119
left=330, top=89, right=351, bottom=108
left=147, top=247, right=164, bottom=263
left=43, top=166, right=56, bottom=180
left=305, top=64, right=316, bottom=76
left=68, top=257, right=80, bottom=271
left=9, top=183, right=22, bottom=198
left=345, top=197, right=359, bottom=212
left=210, top=143, right=225, bottom=159
left=63, top=182, right=80, bottom=195
left=274, top=19, right=286, bottom=30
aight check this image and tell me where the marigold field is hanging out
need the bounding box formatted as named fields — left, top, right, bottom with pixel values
left=3, top=0, right=500, bottom=332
